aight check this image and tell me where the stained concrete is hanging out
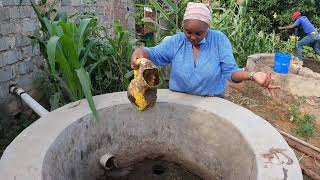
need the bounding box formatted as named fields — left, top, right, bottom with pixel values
left=246, top=53, right=320, bottom=97
left=0, top=90, right=302, bottom=180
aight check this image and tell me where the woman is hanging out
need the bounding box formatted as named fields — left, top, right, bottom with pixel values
left=131, top=2, right=278, bottom=97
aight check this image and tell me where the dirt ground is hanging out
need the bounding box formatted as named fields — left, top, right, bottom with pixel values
left=225, top=81, right=320, bottom=176
left=303, top=58, right=320, bottom=73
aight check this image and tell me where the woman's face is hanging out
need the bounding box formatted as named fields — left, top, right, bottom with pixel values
left=183, top=19, right=209, bottom=46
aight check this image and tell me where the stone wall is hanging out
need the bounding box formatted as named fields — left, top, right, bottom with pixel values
left=0, top=0, right=134, bottom=114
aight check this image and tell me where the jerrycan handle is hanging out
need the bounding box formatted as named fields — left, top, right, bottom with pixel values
left=133, top=58, right=144, bottom=78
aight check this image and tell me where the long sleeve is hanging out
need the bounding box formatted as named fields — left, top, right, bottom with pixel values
left=143, top=35, right=180, bottom=66
left=217, top=32, right=240, bottom=81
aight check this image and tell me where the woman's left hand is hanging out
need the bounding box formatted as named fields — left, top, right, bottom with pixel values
left=252, top=72, right=280, bottom=97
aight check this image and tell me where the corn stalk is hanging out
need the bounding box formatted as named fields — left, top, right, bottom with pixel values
left=23, top=0, right=99, bottom=120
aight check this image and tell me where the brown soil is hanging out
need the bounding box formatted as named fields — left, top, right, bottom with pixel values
left=225, top=81, right=320, bottom=176
left=303, top=58, right=320, bottom=73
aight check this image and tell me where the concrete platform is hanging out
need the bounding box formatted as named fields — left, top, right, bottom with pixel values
left=0, top=90, right=302, bottom=180
left=246, top=53, right=320, bottom=97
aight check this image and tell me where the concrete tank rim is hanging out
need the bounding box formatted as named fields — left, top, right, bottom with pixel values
left=0, top=89, right=302, bottom=180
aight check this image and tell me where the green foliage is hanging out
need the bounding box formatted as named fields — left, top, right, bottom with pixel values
left=23, top=0, right=136, bottom=120
left=288, top=103, right=301, bottom=122
left=133, top=2, right=145, bottom=35
left=247, top=0, right=320, bottom=34
left=277, top=35, right=296, bottom=54
left=76, top=68, right=99, bottom=120
left=26, top=0, right=101, bottom=120
left=87, top=21, right=134, bottom=94
left=275, top=35, right=320, bottom=61
left=246, top=0, right=320, bottom=61
left=287, top=96, right=306, bottom=120
left=302, top=46, right=320, bottom=60
left=44, top=17, right=99, bottom=119
left=135, top=0, right=200, bottom=44
left=287, top=97, right=304, bottom=122
left=287, top=97, right=316, bottom=140
left=211, top=0, right=280, bottom=66
left=210, top=0, right=320, bottom=62
left=295, top=114, right=316, bottom=140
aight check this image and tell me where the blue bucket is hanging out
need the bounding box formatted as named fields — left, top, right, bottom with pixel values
left=274, top=53, right=291, bottom=74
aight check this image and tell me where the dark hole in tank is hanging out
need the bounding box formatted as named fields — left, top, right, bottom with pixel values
left=98, top=159, right=203, bottom=180
left=152, top=164, right=166, bottom=175
left=105, top=157, right=116, bottom=169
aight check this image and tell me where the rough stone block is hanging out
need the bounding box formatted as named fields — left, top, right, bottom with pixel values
left=0, top=56, right=7, bottom=67
left=0, top=66, right=14, bottom=82
left=9, top=6, right=20, bottom=19
left=21, top=19, right=37, bottom=33
left=9, top=6, right=34, bottom=19
left=0, top=7, right=10, bottom=21
left=19, top=6, right=34, bottom=18
left=16, top=73, right=34, bottom=89
left=18, top=60, right=33, bottom=75
left=0, top=82, right=9, bottom=101
left=1, top=0, right=20, bottom=6
left=32, top=55, right=45, bottom=69
left=5, top=49, right=22, bottom=64
left=0, top=37, right=11, bottom=51
left=7, top=36, right=16, bottom=49
left=61, top=0, right=72, bottom=6
left=1, top=0, right=31, bottom=6
left=72, top=0, right=84, bottom=6
left=21, top=46, right=33, bottom=58
left=61, top=6, right=79, bottom=15
left=0, top=21, right=18, bottom=35
left=15, top=34, right=31, bottom=47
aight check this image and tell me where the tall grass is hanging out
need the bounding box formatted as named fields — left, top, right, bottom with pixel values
left=211, top=0, right=280, bottom=66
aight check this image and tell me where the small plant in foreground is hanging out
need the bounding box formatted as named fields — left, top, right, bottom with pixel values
left=295, top=114, right=316, bottom=140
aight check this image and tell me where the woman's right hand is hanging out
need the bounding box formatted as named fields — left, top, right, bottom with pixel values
left=131, top=48, right=149, bottom=69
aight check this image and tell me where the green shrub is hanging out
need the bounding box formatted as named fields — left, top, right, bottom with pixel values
left=87, top=21, right=134, bottom=94
left=295, top=114, right=316, bottom=140
left=211, top=0, right=280, bottom=66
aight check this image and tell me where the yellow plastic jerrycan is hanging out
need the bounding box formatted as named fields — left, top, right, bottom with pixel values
left=127, top=58, right=160, bottom=111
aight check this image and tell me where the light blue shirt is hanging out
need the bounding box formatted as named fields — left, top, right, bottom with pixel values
left=144, top=30, right=240, bottom=96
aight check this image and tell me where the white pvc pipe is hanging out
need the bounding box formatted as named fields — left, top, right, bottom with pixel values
left=99, top=153, right=117, bottom=170
left=10, top=86, right=49, bottom=117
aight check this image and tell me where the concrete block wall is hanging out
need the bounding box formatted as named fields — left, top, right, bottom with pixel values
left=0, top=0, right=134, bottom=114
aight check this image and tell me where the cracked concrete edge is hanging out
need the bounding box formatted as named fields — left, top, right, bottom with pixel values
left=0, top=89, right=303, bottom=180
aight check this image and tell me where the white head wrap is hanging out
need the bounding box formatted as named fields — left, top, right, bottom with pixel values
left=183, top=2, right=212, bottom=24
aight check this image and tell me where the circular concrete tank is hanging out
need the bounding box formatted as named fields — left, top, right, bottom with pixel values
left=0, top=90, right=302, bottom=180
